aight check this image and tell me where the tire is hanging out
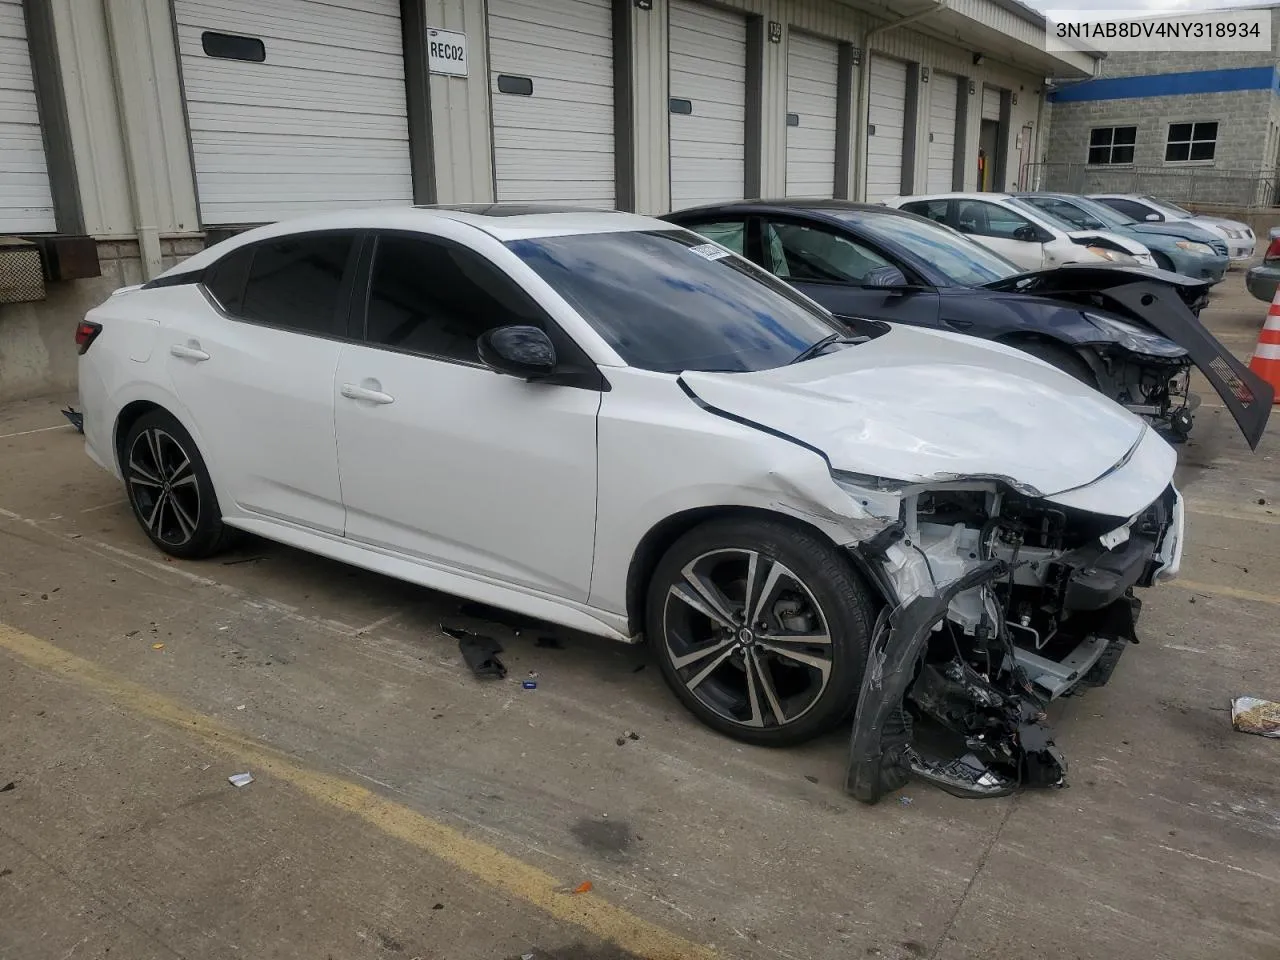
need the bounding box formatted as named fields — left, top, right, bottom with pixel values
left=645, top=516, right=879, bottom=747
left=1015, top=340, right=1097, bottom=387
left=121, top=409, right=235, bottom=559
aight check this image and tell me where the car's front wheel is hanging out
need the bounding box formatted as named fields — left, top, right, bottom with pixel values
left=646, top=517, right=878, bottom=746
left=122, top=410, right=234, bottom=559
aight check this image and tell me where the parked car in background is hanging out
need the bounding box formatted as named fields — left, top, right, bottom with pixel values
left=1013, top=192, right=1228, bottom=283
left=882, top=192, right=1156, bottom=272
left=1246, top=226, right=1280, bottom=302
left=78, top=204, right=1191, bottom=800
left=663, top=200, right=1272, bottom=447
left=1089, top=194, right=1256, bottom=263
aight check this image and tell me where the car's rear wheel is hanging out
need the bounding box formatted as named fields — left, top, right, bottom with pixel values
left=646, top=517, right=878, bottom=746
left=122, top=410, right=234, bottom=559
left=1015, top=340, right=1097, bottom=387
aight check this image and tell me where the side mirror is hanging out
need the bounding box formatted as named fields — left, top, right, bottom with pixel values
left=1013, top=225, right=1046, bottom=243
left=1144, top=212, right=1162, bottom=222
left=477, top=325, right=557, bottom=378
left=863, top=265, right=909, bottom=288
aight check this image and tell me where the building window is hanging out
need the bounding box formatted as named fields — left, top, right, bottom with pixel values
left=1087, top=126, right=1136, bottom=165
left=1165, top=122, right=1218, bottom=163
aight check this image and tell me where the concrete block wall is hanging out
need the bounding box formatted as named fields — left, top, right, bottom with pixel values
left=0, top=238, right=202, bottom=403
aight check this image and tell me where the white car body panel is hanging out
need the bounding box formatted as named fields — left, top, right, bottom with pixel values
left=80, top=206, right=1181, bottom=652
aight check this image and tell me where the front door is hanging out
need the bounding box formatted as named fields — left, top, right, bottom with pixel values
left=164, top=232, right=355, bottom=534
left=332, top=232, right=600, bottom=600
left=953, top=199, right=1046, bottom=271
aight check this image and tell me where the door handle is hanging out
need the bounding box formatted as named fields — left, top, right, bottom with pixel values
left=170, top=342, right=210, bottom=361
left=341, top=382, right=395, bottom=405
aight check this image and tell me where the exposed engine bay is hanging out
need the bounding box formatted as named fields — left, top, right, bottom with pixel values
left=841, top=476, right=1181, bottom=802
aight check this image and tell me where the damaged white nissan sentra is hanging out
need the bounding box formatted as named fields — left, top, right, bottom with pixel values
left=77, top=206, right=1184, bottom=801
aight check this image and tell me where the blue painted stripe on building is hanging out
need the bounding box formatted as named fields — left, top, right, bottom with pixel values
left=1048, top=66, right=1279, bottom=102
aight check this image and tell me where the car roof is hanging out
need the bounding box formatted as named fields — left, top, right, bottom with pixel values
left=667, top=198, right=903, bottom=217
left=154, top=205, right=671, bottom=278
left=891, top=192, right=1016, bottom=203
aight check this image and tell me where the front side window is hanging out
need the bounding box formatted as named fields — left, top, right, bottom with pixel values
left=237, top=233, right=355, bottom=335
left=1088, top=126, right=1136, bottom=165
left=761, top=221, right=894, bottom=284
left=956, top=200, right=1037, bottom=240
left=1098, top=197, right=1160, bottom=221
left=364, top=235, right=545, bottom=363
left=1166, top=122, right=1218, bottom=162
left=506, top=230, right=842, bottom=373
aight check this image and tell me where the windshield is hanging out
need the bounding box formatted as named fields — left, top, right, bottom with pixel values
left=1146, top=196, right=1193, bottom=218
left=506, top=230, right=845, bottom=373
left=845, top=212, right=1022, bottom=286
left=1018, top=196, right=1133, bottom=230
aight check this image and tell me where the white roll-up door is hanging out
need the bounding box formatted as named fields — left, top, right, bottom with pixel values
left=0, top=0, right=55, bottom=232
left=489, top=0, right=614, bottom=206
left=669, top=0, right=747, bottom=210
left=785, top=33, right=839, bottom=199
left=926, top=72, right=959, bottom=193
left=865, top=55, right=907, bottom=203
left=982, top=85, right=1002, bottom=121
left=174, top=0, right=413, bottom=226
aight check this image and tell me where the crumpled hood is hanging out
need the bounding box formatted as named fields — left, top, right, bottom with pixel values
left=1128, top=221, right=1222, bottom=244
left=680, top=324, right=1148, bottom=497
left=1064, top=229, right=1150, bottom=256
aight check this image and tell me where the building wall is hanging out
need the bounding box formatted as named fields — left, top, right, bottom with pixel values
left=0, top=0, right=1077, bottom=402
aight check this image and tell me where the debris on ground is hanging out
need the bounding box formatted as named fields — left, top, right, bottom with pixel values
left=624, top=730, right=639, bottom=741
left=61, top=407, right=84, bottom=433
left=804, top=775, right=819, bottom=784
left=522, top=672, right=538, bottom=690
left=573, top=881, right=593, bottom=894
left=615, top=737, right=626, bottom=746
left=1231, top=697, right=1280, bottom=737
left=235, top=704, right=246, bottom=711
left=1, top=781, right=15, bottom=793
left=432, top=903, right=443, bottom=910
left=444, top=626, right=507, bottom=679
left=228, top=772, right=254, bottom=787
left=152, top=642, right=165, bottom=650
left=899, top=796, right=913, bottom=806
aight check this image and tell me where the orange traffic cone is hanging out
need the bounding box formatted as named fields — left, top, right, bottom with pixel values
left=1250, top=287, right=1280, bottom=404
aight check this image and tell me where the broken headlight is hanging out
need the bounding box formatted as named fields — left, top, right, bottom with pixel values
left=1085, top=312, right=1187, bottom=359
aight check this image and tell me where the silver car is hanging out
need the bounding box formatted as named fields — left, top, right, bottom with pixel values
left=1090, top=194, right=1256, bottom=263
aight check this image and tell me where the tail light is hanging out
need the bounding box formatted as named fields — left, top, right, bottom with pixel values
left=75, top=321, right=102, bottom=355
left=1265, top=236, right=1280, bottom=262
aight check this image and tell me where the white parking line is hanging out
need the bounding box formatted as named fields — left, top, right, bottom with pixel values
left=0, top=423, right=72, bottom=440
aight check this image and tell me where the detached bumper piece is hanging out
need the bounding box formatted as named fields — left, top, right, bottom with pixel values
left=844, top=561, right=1067, bottom=804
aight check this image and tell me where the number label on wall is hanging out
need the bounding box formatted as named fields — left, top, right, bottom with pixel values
left=427, top=28, right=468, bottom=77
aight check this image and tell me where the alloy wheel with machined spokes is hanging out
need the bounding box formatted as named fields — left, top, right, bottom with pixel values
left=648, top=517, right=876, bottom=746
left=128, top=427, right=201, bottom=547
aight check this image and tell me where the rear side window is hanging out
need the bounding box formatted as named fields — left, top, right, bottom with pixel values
left=900, top=199, right=949, bottom=224
left=1100, top=198, right=1157, bottom=221
left=238, top=234, right=355, bottom=335
left=364, top=234, right=545, bottom=363
left=202, top=245, right=253, bottom=314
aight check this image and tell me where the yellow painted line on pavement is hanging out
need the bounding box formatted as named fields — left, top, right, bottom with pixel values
left=0, top=623, right=717, bottom=960
left=1169, top=579, right=1280, bottom=606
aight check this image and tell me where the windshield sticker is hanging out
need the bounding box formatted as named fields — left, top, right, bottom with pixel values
left=688, top=243, right=732, bottom=261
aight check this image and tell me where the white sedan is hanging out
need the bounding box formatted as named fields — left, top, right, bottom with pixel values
left=76, top=206, right=1183, bottom=800
left=882, top=192, right=1157, bottom=272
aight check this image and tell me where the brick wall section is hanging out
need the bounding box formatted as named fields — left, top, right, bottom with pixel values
left=1044, top=10, right=1280, bottom=194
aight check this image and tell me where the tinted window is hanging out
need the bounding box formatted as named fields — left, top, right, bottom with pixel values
left=956, top=200, right=1039, bottom=240
left=900, top=199, right=949, bottom=224
left=849, top=212, right=1021, bottom=286
left=1087, top=125, right=1136, bottom=165
left=762, top=221, right=893, bottom=283
left=686, top=220, right=746, bottom=255
left=1019, top=197, right=1105, bottom=231
left=365, top=235, right=544, bottom=363
left=1099, top=198, right=1159, bottom=221
left=202, top=245, right=253, bottom=313
left=506, top=230, right=842, bottom=373
left=240, top=233, right=354, bottom=334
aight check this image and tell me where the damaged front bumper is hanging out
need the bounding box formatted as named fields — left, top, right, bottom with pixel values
left=840, top=472, right=1183, bottom=804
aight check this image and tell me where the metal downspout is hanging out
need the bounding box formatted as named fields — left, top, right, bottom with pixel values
left=854, top=0, right=949, bottom=202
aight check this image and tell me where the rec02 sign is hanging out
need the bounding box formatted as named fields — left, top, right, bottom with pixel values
left=427, top=28, right=467, bottom=77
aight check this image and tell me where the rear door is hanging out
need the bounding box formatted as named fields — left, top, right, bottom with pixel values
left=758, top=216, right=940, bottom=328
left=164, top=232, right=356, bottom=534
left=332, top=230, right=600, bottom=599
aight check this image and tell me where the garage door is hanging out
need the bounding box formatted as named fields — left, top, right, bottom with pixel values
left=865, top=55, right=907, bottom=202
left=785, top=33, right=839, bottom=198
left=926, top=72, right=959, bottom=193
left=669, top=0, right=747, bottom=210
left=982, top=85, right=1002, bottom=121
left=174, top=0, right=413, bottom=226
left=489, top=0, right=614, bottom=205
left=0, top=0, right=54, bottom=232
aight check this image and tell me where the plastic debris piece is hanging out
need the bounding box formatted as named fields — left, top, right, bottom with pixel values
left=899, top=796, right=914, bottom=806
left=61, top=407, right=84, bottom=433
left=236, top=704, right=246, bottom=711
left=228, top=772, right=254, bottom=787
left=522, top=675, right=538, bottom=690
left=1231, top=696, right=1280, bottom=737
left=1, top=781, right=15, bottom=792
left=573, top=881, right=593, bottom=894
left=152, top=642, right=165, bottom=650
left=445, top=626, right=507, bottom=679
